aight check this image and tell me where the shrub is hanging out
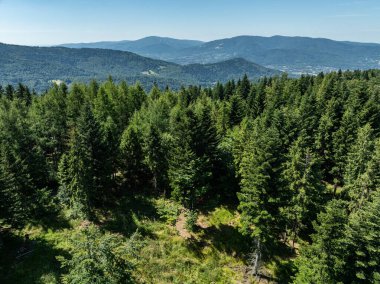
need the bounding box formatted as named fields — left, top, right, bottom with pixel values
left=185, top=210, right=198, bottom=232
left=155, top=199, right=180, bottom=225
left=57, top=223, right=141, bottom=284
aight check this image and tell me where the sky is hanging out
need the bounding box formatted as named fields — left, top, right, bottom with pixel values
left=0, top=0, right=380, bottom=45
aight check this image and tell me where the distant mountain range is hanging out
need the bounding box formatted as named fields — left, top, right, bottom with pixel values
left=61, top=36, right=204, bottom=59
left=0, top=43, right=279, bottom=91
left=2, top=35, right=379, bottom=92
left=60, top=35, right=380, bottom=75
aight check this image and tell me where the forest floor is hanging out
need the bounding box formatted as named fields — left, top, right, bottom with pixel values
left=175, top=212, right=191, bottom=239
left=0, top=195, right=295, bottom=283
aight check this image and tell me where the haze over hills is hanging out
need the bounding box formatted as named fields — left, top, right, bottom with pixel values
left=4, top=34, right=380, bottom=92
left=0, top=42, right=279, bottom=91
left=60, top=35, right=380, bottom=75
left=60, top=36, right=204, bottom=60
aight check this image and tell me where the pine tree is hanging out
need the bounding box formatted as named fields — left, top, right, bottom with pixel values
left=29, top=84, right=68, bottom=175
left=250, top=79, right=267, bottom=118
left=294, top=200, right=350, bottom=284
left=119, top=125, right=149, bottom=191
left=5, top=85, right=14, bottom=100
left=238, top=122, right=284, bottom=245
left=331, top=107, right=359, bottom=186
left=282, top=136, right=325, bottom=243
left=344, top=124, right=376, bottom=208
left=0, top=98, right=49, bottom=226
left=229, top=95, right=244, bottom=127
left=169, top=143, right=201, bottom=209
left=58, top=104, right=109, bottom=218
left=314, top=97, right=342, bottom=182
left=345, top=190, right=380, bottom=283
left=66, top=84, right=86, bottom=127
left=15, top=83, right=32, bottom=105
left=0, top=144, right=30, bottom=226
left=213, top=82, right=225, bottom=100
left=236, top=74, right=251, bottom=100
left=224, top=79, right=236, bottom=99
left=144, top=125, right=168, bottom=194
left=168, top=107, right=211, bottom=208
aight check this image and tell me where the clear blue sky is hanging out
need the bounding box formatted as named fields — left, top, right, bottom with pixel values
left=0, top=0, right=380, bottom=45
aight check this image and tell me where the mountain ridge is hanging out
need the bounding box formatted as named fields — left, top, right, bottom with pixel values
left=59, top=35, right=380, bottom=74
left=0, top=42, right=279, bottom=91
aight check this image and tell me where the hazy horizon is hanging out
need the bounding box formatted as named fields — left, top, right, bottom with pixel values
left=1, top=0, right=380, bottom=46
left=2, top=34, right=380, bottom=47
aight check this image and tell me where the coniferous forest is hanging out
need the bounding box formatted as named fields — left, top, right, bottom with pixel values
left=1, top=70, right=380, bottom=283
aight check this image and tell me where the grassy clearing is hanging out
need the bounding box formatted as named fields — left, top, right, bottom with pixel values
left=0, top=196, right=252, bottom=284
left=133, top=204, right=249, bottom=283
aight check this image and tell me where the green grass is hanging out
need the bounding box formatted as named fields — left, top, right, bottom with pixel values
left=0, top=196, right=251, bottom=284
left=0, top=196, right=300, bottom=283
left=133, top=217, right=246, bottom=283
left=0, top=225, right=69, bottom=284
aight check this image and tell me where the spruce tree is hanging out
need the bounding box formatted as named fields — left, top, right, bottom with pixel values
left=236, top=74, right=251, bottom=100
left=59, top=224, right=137, bottom=284
left=345, top=190, right=380, bottom=283
left=119, top=125, right=149, bottom=191
left=282, top=136, right=325, bottom=243
left=58, top=104, right=108, bottom=218
left=344, top=124, right=376, bottom=208
left=144, top=125, right=168, bottom=194
left=29, top=84, right=68, bottom=175
left=229, top=95, right=244, bottom=127
left=238, top=122, right=284, bottom=245
left=169, top=143, right=201, bottom=209
left=294, top=200, right=350, bottom=284
left=0, top=98, right=49, bottom=226
left=168, top=107, right=211, bottom=208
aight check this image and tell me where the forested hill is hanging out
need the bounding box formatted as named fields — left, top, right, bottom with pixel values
left=60, top=36, right=204, bottom=58
left=61, top=35, right=380, bottom=74
left=1, top=70, right=380, bottom=283
left=0, top=43, right=279, bottom=92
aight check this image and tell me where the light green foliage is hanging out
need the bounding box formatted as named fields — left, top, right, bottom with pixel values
left=209, top=207, right=235, bottom=228
left=133, top=201, right=246, bottom=284
left=58, top=224, right=139, bottom=284
left=155, top=198, right=181, bottom=225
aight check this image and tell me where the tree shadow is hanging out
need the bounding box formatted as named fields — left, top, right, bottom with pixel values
left=267, top=240, right=296, bottom=261
left=183, top=222, right=250, bottom=261
left=30, top=209, right=71, bottom=231
left=253, top=273, right=277, bottom=284
left=0, top=233, right=68, bottom=284
left=201, top=224, right=250, bottom=258
left=100, top=195, right=158, bottom=239
left=184, top=237, right=208, bottom=259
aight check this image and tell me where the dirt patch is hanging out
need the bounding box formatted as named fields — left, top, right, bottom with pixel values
left=196, top=214, right=210, bottom=229
left=175, top=212, right=191, bottom=239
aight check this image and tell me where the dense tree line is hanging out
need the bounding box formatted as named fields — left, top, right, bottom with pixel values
left=1, top=70, right=380, bottom=283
